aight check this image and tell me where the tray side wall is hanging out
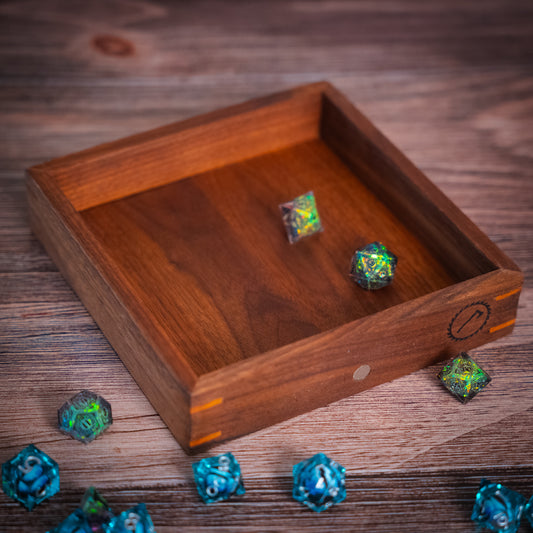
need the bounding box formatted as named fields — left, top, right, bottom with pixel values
left=191, top=269, right=522, bottom=451
left=27, top=171, right=194, bottom=451
left=33, top=84, right=323, bottom=212
left=319, top=87, right=521, bottom=278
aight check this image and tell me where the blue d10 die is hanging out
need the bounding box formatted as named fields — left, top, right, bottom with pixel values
left=58, top=390, right=112, bottom=444
left=471, top=479, right=526, bottom=533
left=292, top=453, right=346, bottom=512
left=1, top=444, right=60, bottom=511
left=105, top=503, right=155, bottom=533
left=192, top=453, right=245, bottom=503
left=47, top=509, right=92, bottom=533
left=525, top=495, right=533, bottom=527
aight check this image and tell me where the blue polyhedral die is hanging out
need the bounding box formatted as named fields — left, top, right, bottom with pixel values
left=192, top=452, right=245, bottom=503
left=58, top=390, right=112, bottom=444
left=525, top=495, right=533, bottom=527
left=292, top=453, right=346, bottom=512
left=471, top=479, right=526, bottom=533
left=105, top=503, right=156, bottom=533
left=1, top=444, right=60, bottom=511
left=47, top=509, right=92, bottom=533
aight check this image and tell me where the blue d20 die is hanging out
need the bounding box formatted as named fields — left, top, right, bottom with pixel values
left=1, top=444, right=60, bottom=511
left=471, top=479, right=526, bottom=533
left=292, top=453, right=346, bottom=512
left=192, top=452, right=245, bottom=503
left=105, top=503, right=155, bottom=533
left=47, top=509, right=92, bottom=533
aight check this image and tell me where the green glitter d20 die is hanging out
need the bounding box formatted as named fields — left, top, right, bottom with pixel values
left=279, top=190, right=323, bottom=243
left=58, top=390, right=112, bottom=443
left=438, top=353, right=491, bottom=403
left=349, top=241, right=397, bottom=290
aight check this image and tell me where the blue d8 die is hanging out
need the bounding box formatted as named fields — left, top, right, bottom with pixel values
left=47, top=509, right=92, bottom=533
left=192, top=453, right=245, bottom=503
left=1, top=444, right=60, bottom=511
left=471, top=479, right=526, bottom=533
left=105, top=503, right=155, bottom=533
left=292, top=453, right=346, bottom=512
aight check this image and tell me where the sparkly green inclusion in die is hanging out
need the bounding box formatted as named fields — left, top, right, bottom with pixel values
left=81, top=487, right=114, bottom=531
left=438, top=353, right=491, bottom=403
left=58, top=390, right=112, bottom=443
left=350, top=241, right=397, bottom=290
left=279, top=191, right=323, bottom=243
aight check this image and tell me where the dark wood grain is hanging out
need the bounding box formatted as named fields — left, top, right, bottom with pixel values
left=1, top=0, right=532, bottom=531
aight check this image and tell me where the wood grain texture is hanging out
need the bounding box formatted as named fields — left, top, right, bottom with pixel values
left=27, top=82, right=521, bottom=451
left=1, top=0, right=532, bottom=531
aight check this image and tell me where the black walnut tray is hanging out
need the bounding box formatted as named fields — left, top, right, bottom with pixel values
left=27, top=82, right=522, bottom=453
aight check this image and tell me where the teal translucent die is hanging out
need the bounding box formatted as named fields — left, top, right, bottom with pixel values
left=292, top=453, right=346, bottom=512
left=58, top=390, right=112, bottom=443
left=81, top=487, right=114, bottom=532
left=438, top=353, right=491, bottom=403
left=192, top=452, right=245, bottom=503
left=525, top=495, right=533, bottom=527
left=279, top=191, right=323, bottom=243
left=106, top=503, right=156, bottom=533
left=350, top=241, right=397, bottom=290
left=1, top=444, right=60, bottom=511
left=48, top=509, right=92, bottom=533
left=471, top=479, right=526, bottom=533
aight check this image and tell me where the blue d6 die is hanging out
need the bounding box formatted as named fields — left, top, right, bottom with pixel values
left=471, top=479, right=526, bottom=533
left=47, top=509, right=92, bottom=533
left=1, top=444, right=60, bottom=511
left=105, top=503, right=155, bottom=533
left=192, top=452, right=245, bottom=503
left=292, top=453, right=346, bottom=512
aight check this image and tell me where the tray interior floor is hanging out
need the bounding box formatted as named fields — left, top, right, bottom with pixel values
left=81, top=139, right=461, bottom=375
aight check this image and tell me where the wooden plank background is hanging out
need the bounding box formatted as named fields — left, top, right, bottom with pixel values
left=1, top=1, right=532, bottom=531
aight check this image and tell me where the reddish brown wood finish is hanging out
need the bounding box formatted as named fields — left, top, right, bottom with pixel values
left=26, top=82, right=522, bottom=453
